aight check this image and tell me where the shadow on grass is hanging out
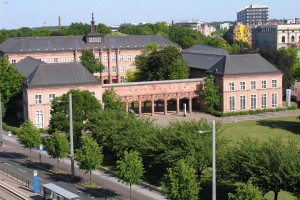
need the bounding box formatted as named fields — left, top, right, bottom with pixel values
left=200, top=181, right=236, bottom=200
left=256, top=120, right=300, bottom=135
left=78, top=187, right=121, bottom=199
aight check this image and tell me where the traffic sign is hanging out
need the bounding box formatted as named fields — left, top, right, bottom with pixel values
left=33, top=170, right=38, bottom=176
left=8, top=130, right=11, bottom=137
left=39, top=144, right=43, bottom=151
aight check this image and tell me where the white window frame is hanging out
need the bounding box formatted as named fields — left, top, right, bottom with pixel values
left=272, top=93, right=278, bottom=108
left=120, top=76, right=125, bottom=82
left=229, top=82, right=235, bottom=91
left=120, top=55, right=124, bottom=62
left=112, top=66, right=117, bottom=72
left=49, top=93, right=55, bottom=103
left=261, top=80, right=267, bottom=89
left=35, top=110, right=44, bottom=128
left=35, top=94, right=42, bottom=104
left=250, top=94, right=256, bottom=110
left=120, top=66, right=125, bottom=72
left=90, top=91, right=96, bottom=97
left=54, top=58, right=58, bottom=63
left=229, top=96, right=235, bottom=111
left=11, top=59, right=17, bottom=64
left=127, top=55, right=132, bottom=61
left=240, top=81, right=246, bottom=90
left=272, top=80, right=277, bottom=88
left=251, top=81, right=256, bottom=90
left=240, top=95, right=246, bottom=110
left=127, top=64, right=131, bottom=70
left=104, top=66, right=108, bottom=72
left=70, top=57, right=74, bottom=63
left=103, top=55, right=108, bottom=62
left=111, top=55, right=116, bottom=62
left=62, top=58, right=66, bottom=63
left=261, top=94, right=267, bottom=109
left=45, top=58, right=50, bottom=63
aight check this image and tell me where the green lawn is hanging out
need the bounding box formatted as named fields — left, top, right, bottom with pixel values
left=217, top=116, right=300, bottom=200
left=220, top=116, right=300, bottom=144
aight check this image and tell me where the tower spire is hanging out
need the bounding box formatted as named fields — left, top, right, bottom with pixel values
left=91, top=13, right=95, bottom=26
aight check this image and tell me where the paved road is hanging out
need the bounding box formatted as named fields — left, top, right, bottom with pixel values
left=0, top=135, right=165, bottom=200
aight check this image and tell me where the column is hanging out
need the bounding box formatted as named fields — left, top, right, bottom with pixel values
left=73, top=50, right=77, bottom=62
left=115, top=48, right=120, bottom=83
left=138, top=96, right=142, bottom=116
left=107, top=49, right=112, bottom=84
left=189, top=93, right=192, bottom=113
left=176, top=93, right=180, bottom=114
left=125, top=101, right=129, bottom=113
left=151, top=95, right=155, bottom=116
left=164, top=94, right=168, bottom=115
left=98, top=49, right=103, bottom=64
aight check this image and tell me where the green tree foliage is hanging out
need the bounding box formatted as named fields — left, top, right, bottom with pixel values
left=199, top=75, right=221, bottom=113
left=96, top=23, right=111, bottom=34
left=259, top=47, right=297, bottom=92
left=228, top=181, right=263, bottom=200
left=218, top=138, right=300, bottom=200
left=80, top=50, right=104, bottom=73
left=135, top=45, right=189, bottom=81
left=162, top=159, right=199, bottom=200
left=119, top=25, right=154, bottom=35
left=102, top=87, right=124, bottom=111
left=68, top=23, right=91, bottom=35
left=0, top=56, right=24, bottom=115
left=116, top=150, right=144, bottom=200
left=49, top=90, right=102, bottom=147
left=76, top=135, right=103, bottom=186
left=44, top=131, right=70, bottom=171
left=17, top=120, right=41, bottom=158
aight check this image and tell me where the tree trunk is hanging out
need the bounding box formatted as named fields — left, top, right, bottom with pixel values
left=90, top=171, right=92, bottom=187
left=130, top=183, right=132, bottom=200
left=57, top=159, right=60, bottom=171
left=30, top=148, right=32, bottom=159
left=274, top=191, right=279, bottom=200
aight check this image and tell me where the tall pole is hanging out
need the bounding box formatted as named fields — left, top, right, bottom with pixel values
left=0, top=94, right=3, bottom=146
left=69, top=94, right=75, bottom=179
left=212, top=120, right=216, bottom=200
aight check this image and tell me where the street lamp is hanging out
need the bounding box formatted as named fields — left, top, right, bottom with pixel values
left=58, top=93, right=75, bottom=179
left=198, top=120, right=216, bottom=200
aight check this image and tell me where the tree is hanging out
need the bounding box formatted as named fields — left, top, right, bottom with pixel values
left=199, top=75, right=221, bottom=113
left=0, top=56, right=24, bottom=115
left=75, top=135, right=103, bottom=186
left=97, top=23, right=111, bottom=34
left=116, top=150, right=144, bottom=200
left=161, top=159, right=199, bottom=200
left=228, top=181, right=263, bottom=200
left=49, top=89, right=102, bottom=147
left=44, top=131, right=70, bottom=171
left=102, top=87, right=124, bottom=111
left=17, top=120, right=41, bottom=158
left=135, top=45, right=189, bottom=81
left=218, top=138, right=300, bottom=200
left=80, top=50, right=104, bottom=73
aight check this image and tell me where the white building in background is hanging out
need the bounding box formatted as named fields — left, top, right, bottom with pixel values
left=237, top=4, right=269, bottom=26
left=200, top=24, right=216, bottom=36
left=220, top=23, right=230, bottom=30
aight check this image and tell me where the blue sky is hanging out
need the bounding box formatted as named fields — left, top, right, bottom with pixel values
left=0, top=0, right=299, bottom=29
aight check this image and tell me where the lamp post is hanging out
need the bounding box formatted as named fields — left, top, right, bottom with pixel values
left=58, top=94, right=74, bottom=179
left=198, top=120, right=216, bottom=200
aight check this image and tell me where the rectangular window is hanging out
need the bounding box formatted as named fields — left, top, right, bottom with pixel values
left=272, top=93, right=278, bottom=108
left=240, top=82, right=246, bottom=90
left=104, top=66, right=108, bottom=72
left=120, top=55, right=124, bottom=62
left=35, top=95, right=42, bottom=104
left=121, top=76, right=125, bottom=82
left=35, top=110, right=44, bottom=128
left=112, top=66, right=117, bottom=72
left=11, top=59, right=17, bottom=64
left=251, top=94, right=256, bottom=110
left=251, top=81, right=256, bottom=89
left=120, top=66, right=125, bottom=72
left=90, top=91, right=96, bottom=97
left=49, top=94, right=55, bottom=103
left=54, top=58, right=58, bottom=63
left=127, top=55, right=132, bottom=61
left=103, top=55, right=108, bottom=62
left=62, top=58, right=66, bottom=63
left=95, top=56, right=99, bottom=62
left=261, top=80, right=267, bottom=89
left=272, top=80, right=277, bottom=88
left=240, top=95, right=246, bottom=110
left=127, top=64, right=131, bottom=70
left=229, top=82, right=235, bottom=91
left=77, top=57, right=80, bottom=62
left=111, top=55, right=116, bottom=62
left=45, top=58, right=50, bottom=63
left=49, top=109, right=53, bottom=120
left=261, top=94, right=267, bottom=109
left=229, top=96, right=235, bottom=111
left=70, top=57, right=74, bottom=63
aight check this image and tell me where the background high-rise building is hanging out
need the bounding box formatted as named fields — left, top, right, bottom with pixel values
left=237, top=4, right=268, bottom=26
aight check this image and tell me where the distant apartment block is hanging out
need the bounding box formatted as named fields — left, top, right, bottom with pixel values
left=174, top=20, right=203, bottom=31
left=200, top=24, right=216, bottom=36
left=237, top=4, right=268, bottom=26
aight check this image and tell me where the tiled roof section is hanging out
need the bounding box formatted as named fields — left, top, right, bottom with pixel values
left=208, top=54, right=281, bottom=75
left=182, top=44, right=229, bottom=55
left=0, top=35, right=177, bottom=53
left=14, top=56, right=45, bottom=77
left=25, top=62, right=100, bottom=87
left=182, top=52, right=224, bottom=70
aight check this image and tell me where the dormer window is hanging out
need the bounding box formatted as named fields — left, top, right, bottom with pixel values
left=88, top=37, right=101, bottom=43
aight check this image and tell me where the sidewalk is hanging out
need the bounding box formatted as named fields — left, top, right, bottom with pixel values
left=0, top=172, right=43, bottom=200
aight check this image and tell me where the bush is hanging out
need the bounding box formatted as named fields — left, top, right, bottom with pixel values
left=2, top=122, right=20, bottom=135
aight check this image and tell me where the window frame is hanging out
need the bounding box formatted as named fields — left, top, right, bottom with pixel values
left=35, top=94, right=42, bottom=104
left=229, top=82, right=235, bottom=91
left=240, top=81, right=246, bottom=90
left=261, top=80, right=267, bottom=89
left=261, top=93, right=267, bottom=109
left=272, top=80, right=277, bottom=88
left=240, top=95, right=246, bottom=111
left=229, top=96, right=235, bottom=111
left=251, top=81, right=256, bottom=90
left=48, top=93, right=56, bottom=103
left=35, top=110, right=44, bottom=128
left=250, top=94, right=257, bottom=110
